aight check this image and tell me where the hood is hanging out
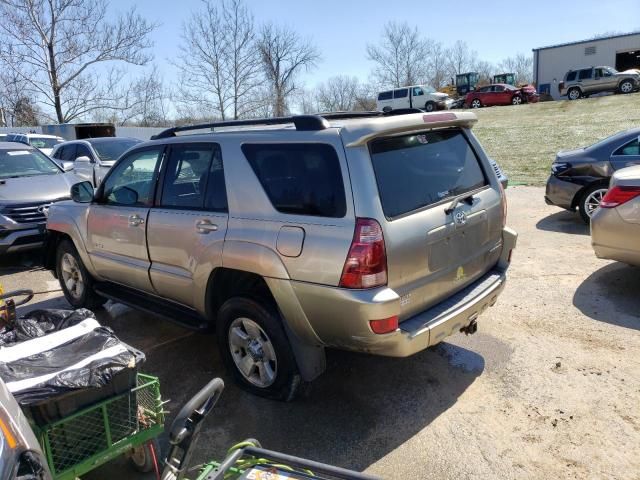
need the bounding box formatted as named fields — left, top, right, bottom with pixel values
left=431, top=92, right=450, bottom=100
left=0, top=172, right=79, bottom=204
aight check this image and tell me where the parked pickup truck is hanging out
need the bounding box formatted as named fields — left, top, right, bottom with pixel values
left=45, top=111, right=517, bottom=400
left=377, top=85, right=453, bottom=112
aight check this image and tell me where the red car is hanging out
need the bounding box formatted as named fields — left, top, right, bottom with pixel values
left=465, top=83, right=539, bottom=108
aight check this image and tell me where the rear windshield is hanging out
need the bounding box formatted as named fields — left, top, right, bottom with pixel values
left=28, top=137, right=62, bottom=149
left=369, top=129, right=487, bottom=218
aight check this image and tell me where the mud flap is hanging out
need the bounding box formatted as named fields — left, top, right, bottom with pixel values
left=282, top=320, right=326, bottom=382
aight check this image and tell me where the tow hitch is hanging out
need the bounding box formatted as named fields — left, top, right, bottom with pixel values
left=460, top=318, right=478, bottom=335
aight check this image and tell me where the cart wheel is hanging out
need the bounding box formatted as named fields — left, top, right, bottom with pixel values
left=130, top=439, right=161, bottom=473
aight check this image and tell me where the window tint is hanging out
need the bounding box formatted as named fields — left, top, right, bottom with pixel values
left=102, top=148, right=162, bottom=206
left=394, top=88, right=408, bottom=99
left=479, top=86, right=491, bottom=93
left=60, top=144, right=77, bottom=161
left=378, top=91, right=392, bottom=101
left=413, top=87, right=424, bottom=96
left=160, top=143, right=226, bottom=211
left=578, top=69, right=593, bottom=80
left=493, top=85, right=505, bottom=92
left=75, top=144, right=92, bottom=160
left=242, top=143, right=346, bottom=218
left=369, top=129, right=488, bottom=218
left=614, top=138, right=640, bottom=156
left=566, top=71, right=577, bottom=82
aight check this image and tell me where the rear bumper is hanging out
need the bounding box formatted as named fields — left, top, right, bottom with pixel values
left=591, top=208, right=640, bottom=266
left=292, top=227, right=517, bottom=357
left=545, top=174, right=581, bottom=210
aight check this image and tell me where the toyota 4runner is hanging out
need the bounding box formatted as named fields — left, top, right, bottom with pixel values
left=44, top=111, right=517, bottom=400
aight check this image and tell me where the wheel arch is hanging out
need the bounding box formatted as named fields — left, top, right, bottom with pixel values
left=571, top=178, right=610, bottom=209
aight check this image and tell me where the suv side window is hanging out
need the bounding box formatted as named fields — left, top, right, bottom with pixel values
left=242, top=143, right=346, bottom=218
left=75, top=144, right=92, bottom=160
left=160, top=143, right=226, bottom=210
left=394, top=88, right=408, bottom=99
left=378, top=91, right=392, bottom=101
left=578, top=69, right=593, bottom=80
left=102, top=148, right=163, bottom=206
left=566, top=71, right=577, bottom=82
left=613, top=138, right=640, bottom=156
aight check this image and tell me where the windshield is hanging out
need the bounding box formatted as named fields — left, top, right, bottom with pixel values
left=423, top=86, right=436, bottom=94
left=0, top=148, right=61, bottom=179
left=89, top=139, right=141, bottom=162
left=29, top=137, right=63, bottom=149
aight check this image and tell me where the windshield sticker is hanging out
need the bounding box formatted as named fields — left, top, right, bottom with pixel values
left=6, top=151, right=30, bottom=156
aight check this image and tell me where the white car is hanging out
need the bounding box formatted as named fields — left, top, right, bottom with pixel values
left=5, top=133, right=64, bottom=156
left=377, top=85, right=453, bottom=112
left=50, top=137, right=142, bottom=186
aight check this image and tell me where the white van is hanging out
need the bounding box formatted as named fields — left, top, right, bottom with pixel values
left=377, top=85, right=453, bottom=112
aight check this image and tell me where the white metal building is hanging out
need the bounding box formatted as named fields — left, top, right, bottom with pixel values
left=533, top=32, right=640, bottom=100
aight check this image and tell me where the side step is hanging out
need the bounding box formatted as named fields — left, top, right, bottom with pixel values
left=94, top=282, right=207, bottom=330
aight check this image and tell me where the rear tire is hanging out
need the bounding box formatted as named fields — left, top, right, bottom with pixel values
left=382, top=106, right=392, bottom=113
left=567, top=88, right=581, bottom=100
left=56, top=239, right=106, bottom=309
left=217, top=297, right=302, bottom=401
left=578, top=184, right=608, bottom=224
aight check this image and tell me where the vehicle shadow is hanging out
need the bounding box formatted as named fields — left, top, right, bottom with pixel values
left=17, top=299, right=484, bottom=477
left=535, top=210, right=588, bottom=236
left=0, top=252, right=46, bottom=277
left=573, top=262, right=640, bottom=330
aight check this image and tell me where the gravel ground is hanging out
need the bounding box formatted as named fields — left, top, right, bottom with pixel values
left=1, top=186, right=639, bottom=479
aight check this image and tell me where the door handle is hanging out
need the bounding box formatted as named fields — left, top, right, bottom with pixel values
left=196, top=220, right=218, bottom=234
left=128, top=214, right=145, bottom=227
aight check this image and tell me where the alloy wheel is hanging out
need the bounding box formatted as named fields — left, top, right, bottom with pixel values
left=228, top=317, right=278, bottom=388
left=620, top=81, right=633, bottom=93
left=584, top=188, right=608, bottom=217
left=60, top=253, right=85, bottom=300
left=471, top=99, right=481, bottom=108
left=512, top=96, right=522, bottom=105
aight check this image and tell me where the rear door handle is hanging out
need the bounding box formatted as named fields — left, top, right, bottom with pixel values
left=196, top=220, right=218, bottom=234
left=128, top=214, right=145, bottom=227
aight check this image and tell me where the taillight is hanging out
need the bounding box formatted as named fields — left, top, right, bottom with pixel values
left=500, top=183, right=507, bottom=227
left=339, top=218, right=388, bottom=289
left=559, top=81, right=565, bottom=92
left=599, top=186, right=640, bottom=208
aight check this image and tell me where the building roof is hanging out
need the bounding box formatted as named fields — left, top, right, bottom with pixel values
left=533, top=31, right=640, bottom=52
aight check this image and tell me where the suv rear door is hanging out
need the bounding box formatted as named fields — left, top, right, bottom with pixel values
left=578, top=68, right=595, bottom=93
left=365, top=128, right=504, bottom=320
left=87, top=146, right=164, bottom=292
left=146, top=142, right=228, bottom=307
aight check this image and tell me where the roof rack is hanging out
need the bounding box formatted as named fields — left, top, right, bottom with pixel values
left=150, top=109, right=426, bottom=140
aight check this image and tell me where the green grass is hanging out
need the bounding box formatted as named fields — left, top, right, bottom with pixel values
left=471, top=93, right=640, bottom=185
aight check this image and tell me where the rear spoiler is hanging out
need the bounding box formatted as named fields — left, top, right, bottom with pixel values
left=344, top=112, right=478, bottom=147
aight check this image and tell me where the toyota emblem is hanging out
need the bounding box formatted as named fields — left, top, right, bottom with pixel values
left=37, top=204, right=50, bottom=216
left=454, top=211, right=467, bottom=226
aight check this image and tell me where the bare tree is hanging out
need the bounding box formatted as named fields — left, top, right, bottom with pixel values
left=315, top=75, right=360, bottom=112
left=426, top=41, right=449, bottom=89
left=447, top=40, right=476, bottom=77
left=353, top=83, right=378, bottom=111
left=473, top=60, right=494, bottom=85
left=0, top=0, right=156, bottom=123
left=498, top=53, right=533, bottom=85
left=116, top=67, right=170, bottom=126
left=258, top=23, right=320, bottom=117
left=367, top=22, right=432, bottom=88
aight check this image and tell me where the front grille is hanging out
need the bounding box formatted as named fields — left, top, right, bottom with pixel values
left=2, top=198, right=68, bottom=224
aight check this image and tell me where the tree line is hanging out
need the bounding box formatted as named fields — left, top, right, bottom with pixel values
left=0, top=0, right=533, bottom=127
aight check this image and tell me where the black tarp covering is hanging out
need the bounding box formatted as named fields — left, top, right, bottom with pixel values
left=0, top=309, right=94, bottom=346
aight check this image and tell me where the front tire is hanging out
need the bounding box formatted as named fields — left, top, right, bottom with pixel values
left=217, top=297, right=302, bottom=401
left=56, top=239, right=106, bottom=309
left=511, top=95, right=523, bottom=105
left=471, top=99, right=482, bottom=108
left=567, top=88, right=581, bottom=100
left=578, top=184, right=608, bottom=224
left=424, top=101, right=436, bottom=112
left=619, top=80, right=634, bottom=94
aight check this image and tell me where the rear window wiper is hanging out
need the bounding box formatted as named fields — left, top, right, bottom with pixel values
left=444, top=193, right=475, bottom=215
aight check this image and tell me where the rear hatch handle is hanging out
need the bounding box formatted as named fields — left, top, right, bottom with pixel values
left=444, top=193, right=475, bottom=215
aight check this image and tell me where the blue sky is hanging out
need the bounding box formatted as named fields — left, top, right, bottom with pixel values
left=111, top=0, right=639, bottom=87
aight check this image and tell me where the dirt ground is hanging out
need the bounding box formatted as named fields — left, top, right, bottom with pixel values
left=1, top=186, right=639, bottom=479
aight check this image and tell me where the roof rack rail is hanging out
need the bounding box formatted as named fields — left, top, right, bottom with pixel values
left=151, top=114, right=331, bottom=140
left=319, top=109, right=424, bottom=120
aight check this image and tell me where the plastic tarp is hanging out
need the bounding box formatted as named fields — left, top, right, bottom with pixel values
left=0, top=308, right=94, bottom=346
left=0, top=312, right=144, bottom=406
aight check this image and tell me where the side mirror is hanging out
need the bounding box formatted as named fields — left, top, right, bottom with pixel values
left=70, top=181, right=94, bottom=203
left=61, top=161, right=74, bottom=172
left=75, top=155, right=91, bottom=163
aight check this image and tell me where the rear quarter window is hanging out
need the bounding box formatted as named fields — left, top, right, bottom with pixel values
left=242, top=143, right=346, bottom=218
left=369, top=129, right=488, bottom=219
